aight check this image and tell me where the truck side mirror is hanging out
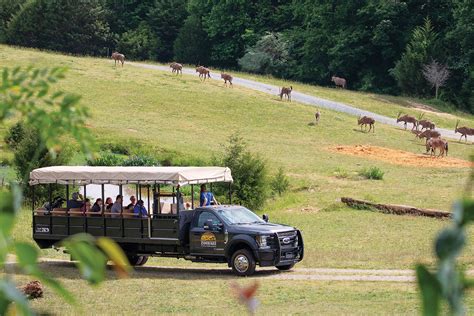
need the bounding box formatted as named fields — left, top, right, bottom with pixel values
left=262, top=214, right=269, bottom=222
left=204, top=219, right=214, bottom=230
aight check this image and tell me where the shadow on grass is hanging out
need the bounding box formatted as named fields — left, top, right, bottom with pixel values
left=8, top=260, right=285, bottom=281
left=352, top=128, right=374, bottom=134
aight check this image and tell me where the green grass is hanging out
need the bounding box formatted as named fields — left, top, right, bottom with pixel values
left=359, top=166, right=385, bottom=180
left=2, top=45, right=474, bottom=313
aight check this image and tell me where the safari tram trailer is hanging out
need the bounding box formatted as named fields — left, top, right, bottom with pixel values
left=30, top=166, right=304, bottom=276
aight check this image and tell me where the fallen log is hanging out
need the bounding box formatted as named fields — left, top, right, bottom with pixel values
left=341, top=197, right=451, bottom=219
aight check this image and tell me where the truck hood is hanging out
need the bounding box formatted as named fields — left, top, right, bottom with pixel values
left=228, top=222, right=296, bottom=235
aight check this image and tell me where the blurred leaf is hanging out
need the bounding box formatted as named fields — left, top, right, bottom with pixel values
left=15, top=242, right=38, bottom=269
left=96, top=237, right=130, bottom=278
left=453, top=199, right=474, bottom=227
left=417, top=265, right=441, bottom=316
left=62, top=234, right=107, bottom=285
left=0, top=279, right=33, bottom=316
left=435, top=228, right=465, bottom=260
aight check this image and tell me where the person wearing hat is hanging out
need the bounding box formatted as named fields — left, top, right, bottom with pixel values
left=67, top=192, right=84, bottom=209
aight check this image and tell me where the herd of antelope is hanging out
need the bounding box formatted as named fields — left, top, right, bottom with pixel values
left=110, top=52, right=472, bottom=158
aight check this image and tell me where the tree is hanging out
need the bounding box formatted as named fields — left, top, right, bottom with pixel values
left=6, top=0, right=113, bottom=56
left=173, top=14, right=210, bottom=65
left=116, top=22, right=160, bottom=60
left=239, top=32, right=289, bottom=76
left=391, top=18, right=438, bottom=96
left=270, top=167, right=289, bottom=196
left=422, top=60, right=450, bottom=99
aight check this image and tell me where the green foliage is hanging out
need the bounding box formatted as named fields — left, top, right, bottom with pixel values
left=417, top=198, right=474, bottom=315
left=122, top=155, right=159, bottom=167
left=271, top=167, right=289, bottom=196
left=173, top=14, right=210, bottom=65
left=333, top=167, right=349, bottom=179
left=5, top=0, right=113, bottom=55
left=117, top=23, right=160, bottom=61
left=239, top=32, right=289, bottom=75
left=4, top=122, right=24, bottom=150
left=359, top=166, right=384, bottom=180
left=391, top=18, right=438, bottom=96
left=87, top=152, right=123, bottom=166
left=216, top=133, right=268, bottom=210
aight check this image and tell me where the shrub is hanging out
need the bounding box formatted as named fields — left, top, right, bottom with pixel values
left=333, top=167, right=349, bottom=179
left=271, top=167, right=289, bottom=196
left=87, top=152, right=123, bottom=166
left=359, top=167, right=384, bottom=180
left=215, top=133, right=268, bottom=210
left=99, top=143, right=130, bottom=155
left=122, top=155, right=159, bottom=166
left=4, top=122, right=25, bottom=150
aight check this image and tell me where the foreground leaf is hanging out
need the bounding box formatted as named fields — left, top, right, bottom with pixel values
left=417, top=265, right=441, bottom=316
left=0, top=278, right=33, bottom=316
left=96, top=237, right=130, bottom=278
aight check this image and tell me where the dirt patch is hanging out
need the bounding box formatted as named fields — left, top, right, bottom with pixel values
left=329, top=145, right=473, bottom=168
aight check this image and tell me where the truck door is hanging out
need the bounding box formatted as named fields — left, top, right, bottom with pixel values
left=190, top=211, right=225, bottom=255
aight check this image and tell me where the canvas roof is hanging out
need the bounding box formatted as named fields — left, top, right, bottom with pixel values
left=29, top=166, right=233, bottom=186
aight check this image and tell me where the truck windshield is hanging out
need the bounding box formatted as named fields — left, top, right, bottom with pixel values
left=216, top=207, right=264, bottom=225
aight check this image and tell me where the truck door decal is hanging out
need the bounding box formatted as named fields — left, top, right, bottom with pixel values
left=200, top=231, right=216, bottom=247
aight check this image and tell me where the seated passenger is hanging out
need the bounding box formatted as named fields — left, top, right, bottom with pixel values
left=67, top=192, right=84, bottom=209
left=199, top=184, right=218, bottom=207
left=127, top=195, right=136, bottom=210
left=81, top=198, right=91, bottom=213
left=133, top=200, right=148, bottom=218
left=105, top=197, right=113, bottom=210
left=111, top=195, right=123, bottom=217
left=91, top=198, right=102, bottom=213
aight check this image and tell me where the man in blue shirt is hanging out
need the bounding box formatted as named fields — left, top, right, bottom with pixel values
left=199, top=184, right=218, bottom=207
left=133, top=199, right=148, bottom=217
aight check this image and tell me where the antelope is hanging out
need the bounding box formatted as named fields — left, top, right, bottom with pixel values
left=417, top=119, right=435, bottom=130
left=315, top=110, right=320, bottom=124
left=196, top=66, right=211, bottom=81
left=426, top=137, right=448, bottom=157
left=221, top=73, right=233, bottom=87
left=396, top=112, right=418, bottom=130
left=170, top=62, right=182, bottom=75
left=454, top=120, right=474, bottom=142
left=279, top=86, right=292, bottom=101
left=331, top=75, right=346, bottom=89
left=417, top=130, right=441, bottom=144
left=357, top=115, right=375, bottom=132
left=111, top=52, right=125, bottom=67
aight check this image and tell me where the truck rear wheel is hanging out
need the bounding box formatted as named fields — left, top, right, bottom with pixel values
left=127, top=255, right=148, bottom=266
left=276, top=263, right=295, bottom=271
left=231, top=249, right=256, bottom=276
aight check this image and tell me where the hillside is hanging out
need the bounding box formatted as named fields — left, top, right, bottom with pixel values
left=1, top=45, right=473, bottom=271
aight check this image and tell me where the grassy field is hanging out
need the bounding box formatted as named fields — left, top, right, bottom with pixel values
left=1, top=45, right=474, bottom=314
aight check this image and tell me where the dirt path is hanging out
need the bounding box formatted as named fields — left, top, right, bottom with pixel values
left=129, top=62, right=473, bottom=142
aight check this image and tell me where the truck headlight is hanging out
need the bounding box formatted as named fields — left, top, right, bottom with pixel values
left=256, top=235, right=271, bottom=249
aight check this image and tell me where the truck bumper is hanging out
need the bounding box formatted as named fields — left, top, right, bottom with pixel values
left=255, top=246, right=303, bottom=267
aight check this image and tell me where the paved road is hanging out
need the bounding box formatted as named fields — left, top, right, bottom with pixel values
left=130, top=62, right=473, bottom=142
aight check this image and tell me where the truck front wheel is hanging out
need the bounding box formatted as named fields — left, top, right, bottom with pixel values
left=127, top=255, right=148, bottom=266
left=231, top=249, right=256, bottom=276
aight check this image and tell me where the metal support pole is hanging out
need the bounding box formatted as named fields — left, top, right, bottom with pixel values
left=147, top=186, right=150, bottom=213
left=228, top=182, right=232, bottom=204
left=158, top=184, right=161, bottom=214
left=32, top=185, right=35, bottom=212
left=48, top=184, right=52, bottom=234
left=101, top=184, right=105, bottom=213
left=136, top=183, right=139, bottom=200
left=172, top=186, right=175, bottom=204
left=66, top=184, right=70, bottom=235
left=176, top=185, right=180, bottom=215
left=191, top=184, right=194, bottom=209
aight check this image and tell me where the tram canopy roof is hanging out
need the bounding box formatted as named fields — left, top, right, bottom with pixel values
left=29, top=166, right=233, bottom=186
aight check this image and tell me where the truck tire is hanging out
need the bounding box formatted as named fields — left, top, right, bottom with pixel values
left=127, top=255, right=148, bottom=266
left=276, top=264, right=295, bottom=271
left=231, top=249, right=256, bottom=276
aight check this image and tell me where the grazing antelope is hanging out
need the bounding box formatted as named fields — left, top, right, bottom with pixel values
left=417, top=119, right=435, bottom=130
left=315, top=110, right=320, bottom=124
left=426, top=137, right=448, bottom=157
left=111, top=52, right=125, bottom=67
left=279, top=86, right=292, bottom=101
left=221, top=73, right=233, bottom=87
left=331, top=75, right=346, bottom=89
left=170, top=62, right=182, bottom=75
left=454, top=120, right=474, bottom=142
left=396, top=112, right=418, bottom=130
left=196, top=66, right=211, bottom=81
left=417, top=129, right=441, bottom=144
left=357, top=115, right=375, bottom=132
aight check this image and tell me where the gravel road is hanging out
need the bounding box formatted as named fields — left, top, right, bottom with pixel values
left=130, top=62, right=473, bottom=142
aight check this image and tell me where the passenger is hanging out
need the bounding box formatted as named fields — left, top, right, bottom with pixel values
left=133, top=199, right=148, bottom=218
left=176, top=185, right=185, bottom=211
left=111, top=195, right=123, bottom=217
left=126, top=195, right=137, bottom=210
left=105, top=197, right=113, bottom=210
left=91, top=198, right=102, bottom=213
left=67, top=192, right=84, bottom=209
left=199, top=184, right=218, bottom=207
left=81, top=198, right=91, bottom=214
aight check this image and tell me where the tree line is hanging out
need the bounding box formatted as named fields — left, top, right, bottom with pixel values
left=0, top=0, right=472, bottom=112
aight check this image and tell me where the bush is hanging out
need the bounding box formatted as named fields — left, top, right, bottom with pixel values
left=359, top=167, right=384, bottom=180
left=215, top=133, right=268, bottom=209
left=99, top=142, right=131, bottom=155
left=117, top=23, right=160, bottom=60
left=271, top=167, right=289, bottom=196
left=122, top=155, right=159, bottom=166
left=87, top=152, right=123, bottom=166
left=333, top=167, right=349, bottom=179
left=4, top=122, right=25, bottom=150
